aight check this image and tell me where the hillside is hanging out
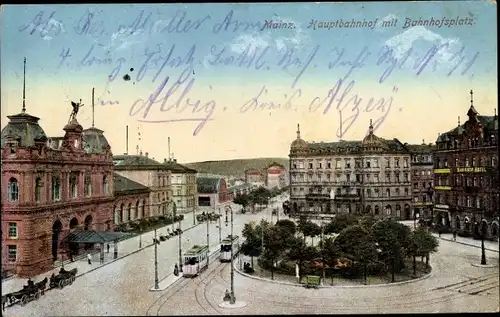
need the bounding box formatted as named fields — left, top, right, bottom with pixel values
left=185, top=158, right=289, bottom=178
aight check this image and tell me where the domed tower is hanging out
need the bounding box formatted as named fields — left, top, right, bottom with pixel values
left=290, top=123, right=308, bottom=156
left=362, top=119, right=383, bottom=152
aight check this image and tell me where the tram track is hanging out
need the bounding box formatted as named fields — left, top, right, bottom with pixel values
left=211, top=263, right=498, bottom=312
left=146, top=257, right=228, bottom=316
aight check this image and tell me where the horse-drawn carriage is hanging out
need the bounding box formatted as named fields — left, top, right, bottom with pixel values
left=49, top=267, right=78, bottom=289
left=2, top=277, right=47, bottom=309
left=196, top=212, right=221, bottom=222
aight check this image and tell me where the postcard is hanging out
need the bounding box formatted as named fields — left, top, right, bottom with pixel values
left=1, top=1, right=498, bottom=316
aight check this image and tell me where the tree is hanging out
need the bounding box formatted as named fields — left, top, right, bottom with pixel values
left=275, top=219, right=296, bottom=236
left=287, top=236, right=319, bottom=280
left=371, top=220, right=412, bottom=282
left=233, top=194, right=250, bottom=212
left=241, top=221, right=262, bottom=267
left=411, top=227, right=439, bottom=271
left=325, top=214, right=358, bottom=234
left=320, top=236, right=342, bottom=283
left=334, top=225, right=378, bottom=282
left=298, top=220, right=321, bottom=245
left=358, top=214, right=377, bottom=231
left=262, top=225, right=287, bottom=280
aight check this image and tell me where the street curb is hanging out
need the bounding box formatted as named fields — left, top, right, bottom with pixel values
left=74, top=223, right=200, bottom=279
left=233, top=261, right=433, bottom=289
left=436, top=236, right=499, bottom=253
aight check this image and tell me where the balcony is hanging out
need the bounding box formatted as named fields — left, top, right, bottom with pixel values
left=334, top=194, right=360, bottom=202
left=306, top=193, right=330, bottom=200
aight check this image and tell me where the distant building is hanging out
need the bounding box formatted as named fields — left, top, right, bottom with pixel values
left=113, top=173, right=151, bottom=225
left=433, top=91, right=498, bottom=239
left=245, top=169, right=266, bottom=187
left=266, top=162, right=288, bottom=189
left=406, top=142, right=435, bottom=222
left=162, top=158, right=198, bottom=216
left=113, top=154, right=173, bottom=216
left=289, top=122, right=412, bottom=219
left=2, top=111, right=114, bottom=277
left=228, top=183, right=258, bottom=200
left=196, top=176, right=230, bottom=208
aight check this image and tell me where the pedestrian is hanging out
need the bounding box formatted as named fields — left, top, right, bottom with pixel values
left=453, top=229, right=457, bottom=241
left=107, top=244, right=110, bottom=253
left=70, top=252, right=74, bottom=262
left=87, top=253, right=92, bottom=265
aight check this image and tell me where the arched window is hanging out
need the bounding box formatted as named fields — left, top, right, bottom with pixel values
left=135, top=201, right=140, bottom=220
left=84, top=175, right=92, bottom=197
left=35, top=177, right=42, bottom=202
left=8, top=178, right=19, bottom=202
left=103, top=175, right=109, bottom=195
left=386, top=188, right=390, bottom=197
left=385, top=205, right=392, bottom=216
left=141, top=201, right=145, bottom=218
left=70, top=175, right=78, bottom=198
left=127, top=203, right=132, bottom=221
left=52, top=176, right=61, bottom=201
left=395, top=205, right=401, bottom=217
left=374, top=205, right=380, bottom=215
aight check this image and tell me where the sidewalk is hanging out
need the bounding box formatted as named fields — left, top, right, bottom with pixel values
left=431, top=232, right=499, bottom=253
left=1, top=214, right=200, bottom=294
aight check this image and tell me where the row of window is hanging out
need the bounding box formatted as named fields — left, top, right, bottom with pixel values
left=157, top=175, right=170, bottom=188
left=413, top=170, right=432, bottom=176
left=302, top=202, right=409, bottom=216
left=436, top=135, right=497, bottom=150
left=292, top=171, right=410, bottom=183
left=7, top=175, right=109, bottom=202
left=435, top=194, right=492, bottom=209
left=413, top=182, right=433, bottom=189
left=292, top=157, right=410, bottom=170
left=436, top=175, right=492, bottom=187
left=413, top=194, right=432, bottom=203
left=411, top=155, right=432, bottom=163
left=435, top=156, right=498, bottom=169
left=293, top=186, right=411, bottom=197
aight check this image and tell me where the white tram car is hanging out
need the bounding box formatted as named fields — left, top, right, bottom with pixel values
left=183, top=245, right=209, bottom=278
left=219, top=235, right=240, bottom=262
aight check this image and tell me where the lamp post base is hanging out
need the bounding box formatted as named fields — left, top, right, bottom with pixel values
left=218, top=301, right=247, bottom=309
left=472, top=263, right=497, bottom=268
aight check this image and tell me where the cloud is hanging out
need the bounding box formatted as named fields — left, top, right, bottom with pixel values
left=107, top=27, right=143, bottom=51
left=38, top=18, right=65, bottom=41
left=383, top=26, right=462, bottom=68
left=226, top=15, right=309, bottom=56
left=230, top=32, right=272, bottom=54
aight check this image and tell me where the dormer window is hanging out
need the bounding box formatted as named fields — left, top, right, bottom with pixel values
left=9, top=143, right=15, bottom=154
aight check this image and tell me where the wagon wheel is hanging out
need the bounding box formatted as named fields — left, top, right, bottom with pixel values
left=72, top=276, right=76, bottom=283
left=69, top=277, right=74, bottom=284
left=35, top=291, right=41, bottom=300
left=20, top=295, right=28, bottom=306
left=58, top=280, right=65, bottom=289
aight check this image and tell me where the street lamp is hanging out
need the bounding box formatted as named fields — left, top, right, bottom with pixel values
left=477, top=211, right=487, bottom=265
left=218, top=207, right=222, bottom=243
left=153, top=229, right=159, bottom=290
left=139, top=228, right=142, bottom=248
left=174, top=202, right=183, bottom=273
left=206, top=209, right=210, bottom=266
left=224, top=205, right=236, bottom=304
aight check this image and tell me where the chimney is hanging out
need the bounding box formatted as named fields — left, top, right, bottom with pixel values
left=145, top=152, right=149, bottom=158
left=174, top=159, right=177, bottom=163
left=164, top=158, right=167, bottom=163
left=140, top=150, right=143, bottom=156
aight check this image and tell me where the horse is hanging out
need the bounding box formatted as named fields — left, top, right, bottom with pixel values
left=2, top=294, right=9, bottom=311
left=35, top=277, right=48, bottom=295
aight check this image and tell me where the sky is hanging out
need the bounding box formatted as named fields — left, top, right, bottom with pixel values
left=1, top=2, right=497, bottom=163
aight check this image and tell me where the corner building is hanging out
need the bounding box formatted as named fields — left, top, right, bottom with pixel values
left=2, top=112, right=114, bottom=277
left=433, top=93, right=499, bottom=239
left=289, top=122, right=412, bottom=219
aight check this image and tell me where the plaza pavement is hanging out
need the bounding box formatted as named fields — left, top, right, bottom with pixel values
left=1, top=199, right=286, bottom=316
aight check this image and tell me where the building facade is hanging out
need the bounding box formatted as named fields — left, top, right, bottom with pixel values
left=407, top=142, right=435, bottom=221
left=2, top=112, right=114, bottom=277
left=289, top=122, right=412, bottom=219
left=196, top=176, right=230, bottom=208
left=266, top=162, right=287, bottom=189
left=163, top=158, right=198, bottom=215
left=245, top=169, right=266, bottom=187
left=113, top=173, right=151, bottom=225
left=433, top=94, right=499, bottom=239
left=113, top=154, right=173, bottom=217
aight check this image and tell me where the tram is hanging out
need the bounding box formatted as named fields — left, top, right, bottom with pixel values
left=183, top=245, right=209, bottom=278
left=219, top=235, right=240, bottom=262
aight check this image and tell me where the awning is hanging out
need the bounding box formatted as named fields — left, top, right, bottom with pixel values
left=68, top=231, right=134, bottom=244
